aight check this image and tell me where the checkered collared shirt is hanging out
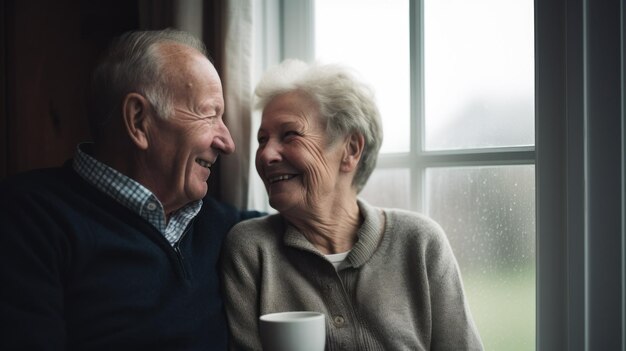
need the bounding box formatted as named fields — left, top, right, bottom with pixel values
left=72, top=143, right=202, bottom=245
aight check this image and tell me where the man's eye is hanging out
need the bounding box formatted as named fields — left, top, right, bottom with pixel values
left=200, top=115, right=219, bottom=125
left=257, top=136, right=268, bottom=144
left=284, top=131, right=300, bottom=138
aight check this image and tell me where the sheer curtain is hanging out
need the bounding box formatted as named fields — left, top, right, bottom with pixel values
left=217, top=0, right=254, bottom=209
left=193, top=0, right=258, bottom=210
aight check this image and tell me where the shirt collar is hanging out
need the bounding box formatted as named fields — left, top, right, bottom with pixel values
left=72, top=142, right=202, bottom=244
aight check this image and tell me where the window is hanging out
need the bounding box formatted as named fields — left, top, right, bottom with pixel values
left=255, top=0, right=626, bottom=348
left=275, top=0, right=537, bottom=349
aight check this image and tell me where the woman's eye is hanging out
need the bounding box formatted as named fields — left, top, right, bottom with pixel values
left=284, top=131, right=300, bottom=138
left=257, top=136, right=268, bottom=144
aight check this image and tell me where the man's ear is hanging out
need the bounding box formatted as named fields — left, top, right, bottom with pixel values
left=122, top=93, right=151, bottom=150
left=340, top=133, right=365, bottom=172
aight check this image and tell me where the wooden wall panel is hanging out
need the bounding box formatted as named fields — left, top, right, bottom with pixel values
left=1, top=1, right=7, bottom=178
left=2, top=0, right=139, bottom=178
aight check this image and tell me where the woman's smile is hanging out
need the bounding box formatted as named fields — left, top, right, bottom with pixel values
left=269, top=174, right=298, bottom=184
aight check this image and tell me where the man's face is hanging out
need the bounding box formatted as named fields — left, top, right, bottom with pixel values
left=141, top=44, right=234, bottom=214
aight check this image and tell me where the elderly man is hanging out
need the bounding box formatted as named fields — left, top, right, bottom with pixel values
left=0, top=29, right=260, bottom=350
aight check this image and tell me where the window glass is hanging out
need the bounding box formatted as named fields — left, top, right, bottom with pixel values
left=359, top=168, right=411, bottom=209
left=315, top=0, right=410, bottom=153
left=424, top=0, right=535, bottom=150
left=426, top=165, right=535, bottom=350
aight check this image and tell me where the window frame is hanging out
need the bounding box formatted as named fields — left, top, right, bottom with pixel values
left=408, top=0, right=536, bottom=212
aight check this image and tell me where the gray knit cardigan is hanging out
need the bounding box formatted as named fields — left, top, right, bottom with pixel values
left=219, top=199, right=483, bottom=351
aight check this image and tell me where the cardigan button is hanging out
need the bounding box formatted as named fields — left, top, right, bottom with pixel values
left=333, top=315, right=345, bottom=327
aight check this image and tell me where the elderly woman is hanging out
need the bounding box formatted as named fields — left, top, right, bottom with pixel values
left=219, top=59, right=483, bottom=350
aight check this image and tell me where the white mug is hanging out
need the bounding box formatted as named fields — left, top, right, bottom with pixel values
left=259, top=311, right=326, bottom=351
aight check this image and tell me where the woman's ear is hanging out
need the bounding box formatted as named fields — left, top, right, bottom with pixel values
left=340, top=133, right=365, bottom=172
left=122, top=93, right=151, bottom=150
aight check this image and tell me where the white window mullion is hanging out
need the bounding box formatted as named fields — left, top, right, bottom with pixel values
left=420, top=148, right=535, bottom=166
left=411, top=0, right=425, bottom=213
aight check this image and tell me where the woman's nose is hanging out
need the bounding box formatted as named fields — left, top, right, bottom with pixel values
left=256, top=139, right=282, bottom=165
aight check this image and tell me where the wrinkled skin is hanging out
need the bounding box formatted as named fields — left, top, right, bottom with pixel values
left=131, top=43, right=235, bottom=215
left=255, top=91, right=361, bottom=253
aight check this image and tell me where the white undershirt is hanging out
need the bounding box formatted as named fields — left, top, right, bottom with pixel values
left=324, top=251, right=351, bottom=271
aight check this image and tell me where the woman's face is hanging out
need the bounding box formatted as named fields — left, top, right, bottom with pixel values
left=255, top=91, right=345, bottom=214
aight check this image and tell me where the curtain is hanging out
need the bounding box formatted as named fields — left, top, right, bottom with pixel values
left=200, top=0, right=255, bottom=209
left=217, top=0, right=254, bottom=209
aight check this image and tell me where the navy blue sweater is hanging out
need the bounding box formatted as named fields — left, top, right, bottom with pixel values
left=0, top=162, right=262, bottom=350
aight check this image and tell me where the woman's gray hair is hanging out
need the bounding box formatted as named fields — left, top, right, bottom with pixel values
left=255, top=59, right=383, bottom=192
left=88, top=28, right=209, bottom=139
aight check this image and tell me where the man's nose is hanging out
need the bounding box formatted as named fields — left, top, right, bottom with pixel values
left=213, top=120, right=235, bottom=154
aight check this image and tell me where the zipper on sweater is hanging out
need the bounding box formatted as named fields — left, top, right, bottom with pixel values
left=172, top=219, right=194, bottom=280
left=173, top=242, right=188, bottom=280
